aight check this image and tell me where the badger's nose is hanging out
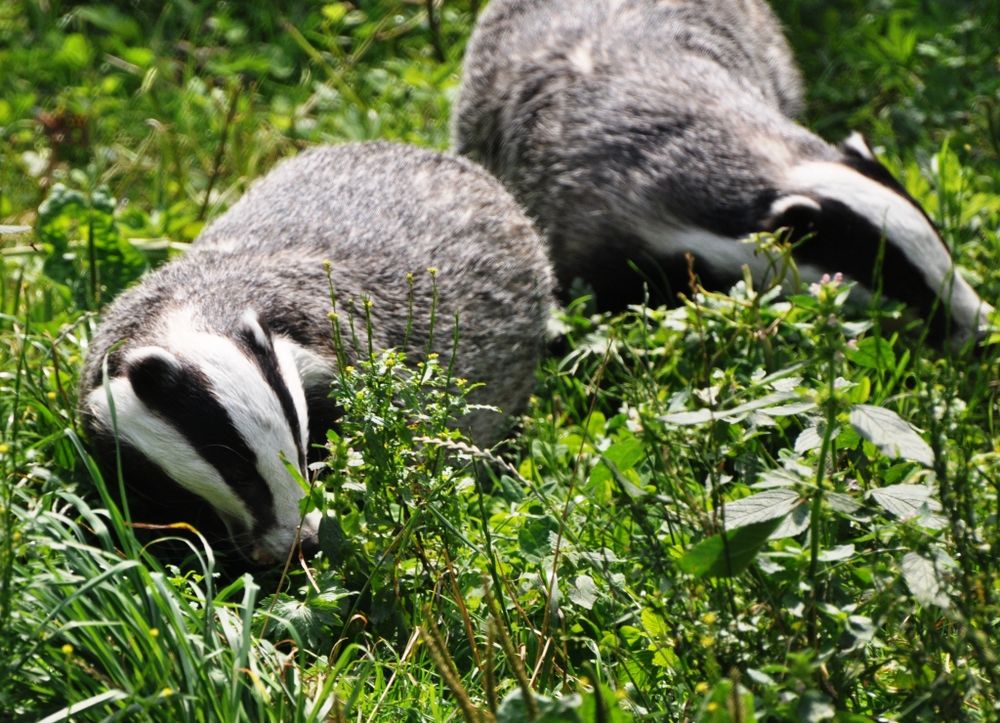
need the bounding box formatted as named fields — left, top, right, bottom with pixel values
left=298, top=530, right=319, bottom=558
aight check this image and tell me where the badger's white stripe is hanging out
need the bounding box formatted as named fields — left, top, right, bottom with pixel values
left=272, top=337, right=313, bottom=460
left=161, top=309, right=308, bottom=548
left=769, top=194, right=821, bottom=217
left=842, top=131, right=875, bottom=160
left=86, top=377, right=255, bottom=530
left=124, top=345, right=182, bottom=371
left=636, top=217, right=830, bottom=290
left=785, top=162, right=992, bottom=336
left=240, top=309, right=271, bottom=350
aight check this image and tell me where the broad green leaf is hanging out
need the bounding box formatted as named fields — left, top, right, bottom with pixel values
left=869, top=484, right=943, bottom=525
left=662, top=391, right=802, bottom=425
left=568, top=575, right=600, bottom=610
left=901, top=551, right=951, bottom=609
left=849, top=404, right=934, bottom=466
left=722, top=489, right=801, bottom=529
left=795, top=426, right=822, bottom=454
left=677, top=518, right=784, bottom=578
left=640, top=608, right=669, bottom=639
left=769, top=502, right=811, bottom=539
left=818, top=544, right=855, bottom=562
left=846, top=336, right=896, bottom=371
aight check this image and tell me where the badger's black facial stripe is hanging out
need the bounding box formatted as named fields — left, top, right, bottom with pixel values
left=776, top=197, right=947, bottom=340
left=234, top=318, right=306, bottom=472
left=126, top=354, right=277, bottom=536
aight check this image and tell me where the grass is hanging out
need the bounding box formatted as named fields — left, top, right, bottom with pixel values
left=2, top=0, right=999, bottom=720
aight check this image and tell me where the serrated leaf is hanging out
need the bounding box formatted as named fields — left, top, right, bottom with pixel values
left=901, top=551, right=951, bottom=608
left=678, top=518, right=784, bottom=578
left=826, top=492, right=863, bottom=515
left=568, top=575, right=599, bottom=610
left=869, top=484, right=941, bottom=522
left=661, top=391, right=802, bottom=425
left=660, top=408, right=715, bottom=425
left=640, top=608, right=668, bottom=639
left=795, top=426, right=823, bottom=454
left=722, top=489, right=801, bottom=529
left=818, top=544, right=855, bottom=562
left=769, top=502, right=811, bottom=539
left=755, top=468, right=806, bottom=489
left=849, top=404, right=934, bottom=466
left=758, top=400, right=817, bottom=416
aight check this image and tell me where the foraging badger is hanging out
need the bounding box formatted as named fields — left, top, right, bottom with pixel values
left=79, top=142, right=554, bottom=565
left=453, top=0, right=992, bottom=345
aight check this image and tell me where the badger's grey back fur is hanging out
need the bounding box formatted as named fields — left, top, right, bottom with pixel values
left=454, top=0, right=991, bottom=345
left=80, top=142, right=554, bottom=563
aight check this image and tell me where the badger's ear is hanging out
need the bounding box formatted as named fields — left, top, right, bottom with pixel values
left=125, top=347, right=185, bottom=399
left=840, top=131, right=875, bottom=161
left=763, top=194, right=822, bottom=233
left=236, top=308, right=273, bottom=354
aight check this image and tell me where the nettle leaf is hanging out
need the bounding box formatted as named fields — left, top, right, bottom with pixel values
left=868, top=484, right=943, bottom=526
left=722, top=489, right=801, bottom=529
left=661, top=391, right=808, bottom=426
left=826, top=492, right=863, bottom=516
left=849, top=404, right=934, bottom=466
left=590, top=435, right=645, bottom=487
left=769, top=503, right=811, bottom=539
left=568, top=575, right=600, bottom=610
left=901, top=551, right=951, bottom=609
left=678, top=518, right=784, bottom=578
left=795, top=426, right=823, bottom=454
left=818, top=544, right=855, bottom=562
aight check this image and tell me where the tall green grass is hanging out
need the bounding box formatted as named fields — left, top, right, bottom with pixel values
left=2, top=0, right=999, bottom=720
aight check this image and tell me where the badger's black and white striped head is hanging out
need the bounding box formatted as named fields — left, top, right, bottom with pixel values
left=766, top=132, right=992, bottom=346
left=85, top=308, right=324, bottom=565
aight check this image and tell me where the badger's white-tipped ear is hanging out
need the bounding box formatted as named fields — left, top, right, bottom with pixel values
left=770, top=194, right=822, bottom=218
left=124, top=346, right=184, bottom=395
left=124, top=346, right=182, bottom=371
left=841, top=131, right=875, bottom=161
left=763, top=194, right=822, bottom=234
left=239, top=308, right=272, bottom=350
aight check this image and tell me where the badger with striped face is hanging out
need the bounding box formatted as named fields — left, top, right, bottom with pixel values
left=80, top=142, right=554, bottom=566
left=453, top=0, right=992, bottom=346
left=84, top=308, right=323, bottom=565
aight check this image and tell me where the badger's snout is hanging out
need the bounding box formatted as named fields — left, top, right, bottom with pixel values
left=250, top=510, right=322, bottom=566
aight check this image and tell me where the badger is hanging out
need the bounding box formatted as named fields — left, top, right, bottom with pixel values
left=453, top=0, right=992, bottom=346
left=79, top=142, right=554, bottom=566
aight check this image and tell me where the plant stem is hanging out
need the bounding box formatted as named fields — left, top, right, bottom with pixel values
left=808, top=349, right=838, bottom=648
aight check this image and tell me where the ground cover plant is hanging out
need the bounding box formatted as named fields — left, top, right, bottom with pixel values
left=1, top=0, right=999, bottom=720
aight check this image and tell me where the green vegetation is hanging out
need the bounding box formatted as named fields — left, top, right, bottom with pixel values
left=2, top=0, right=998, bottom=720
